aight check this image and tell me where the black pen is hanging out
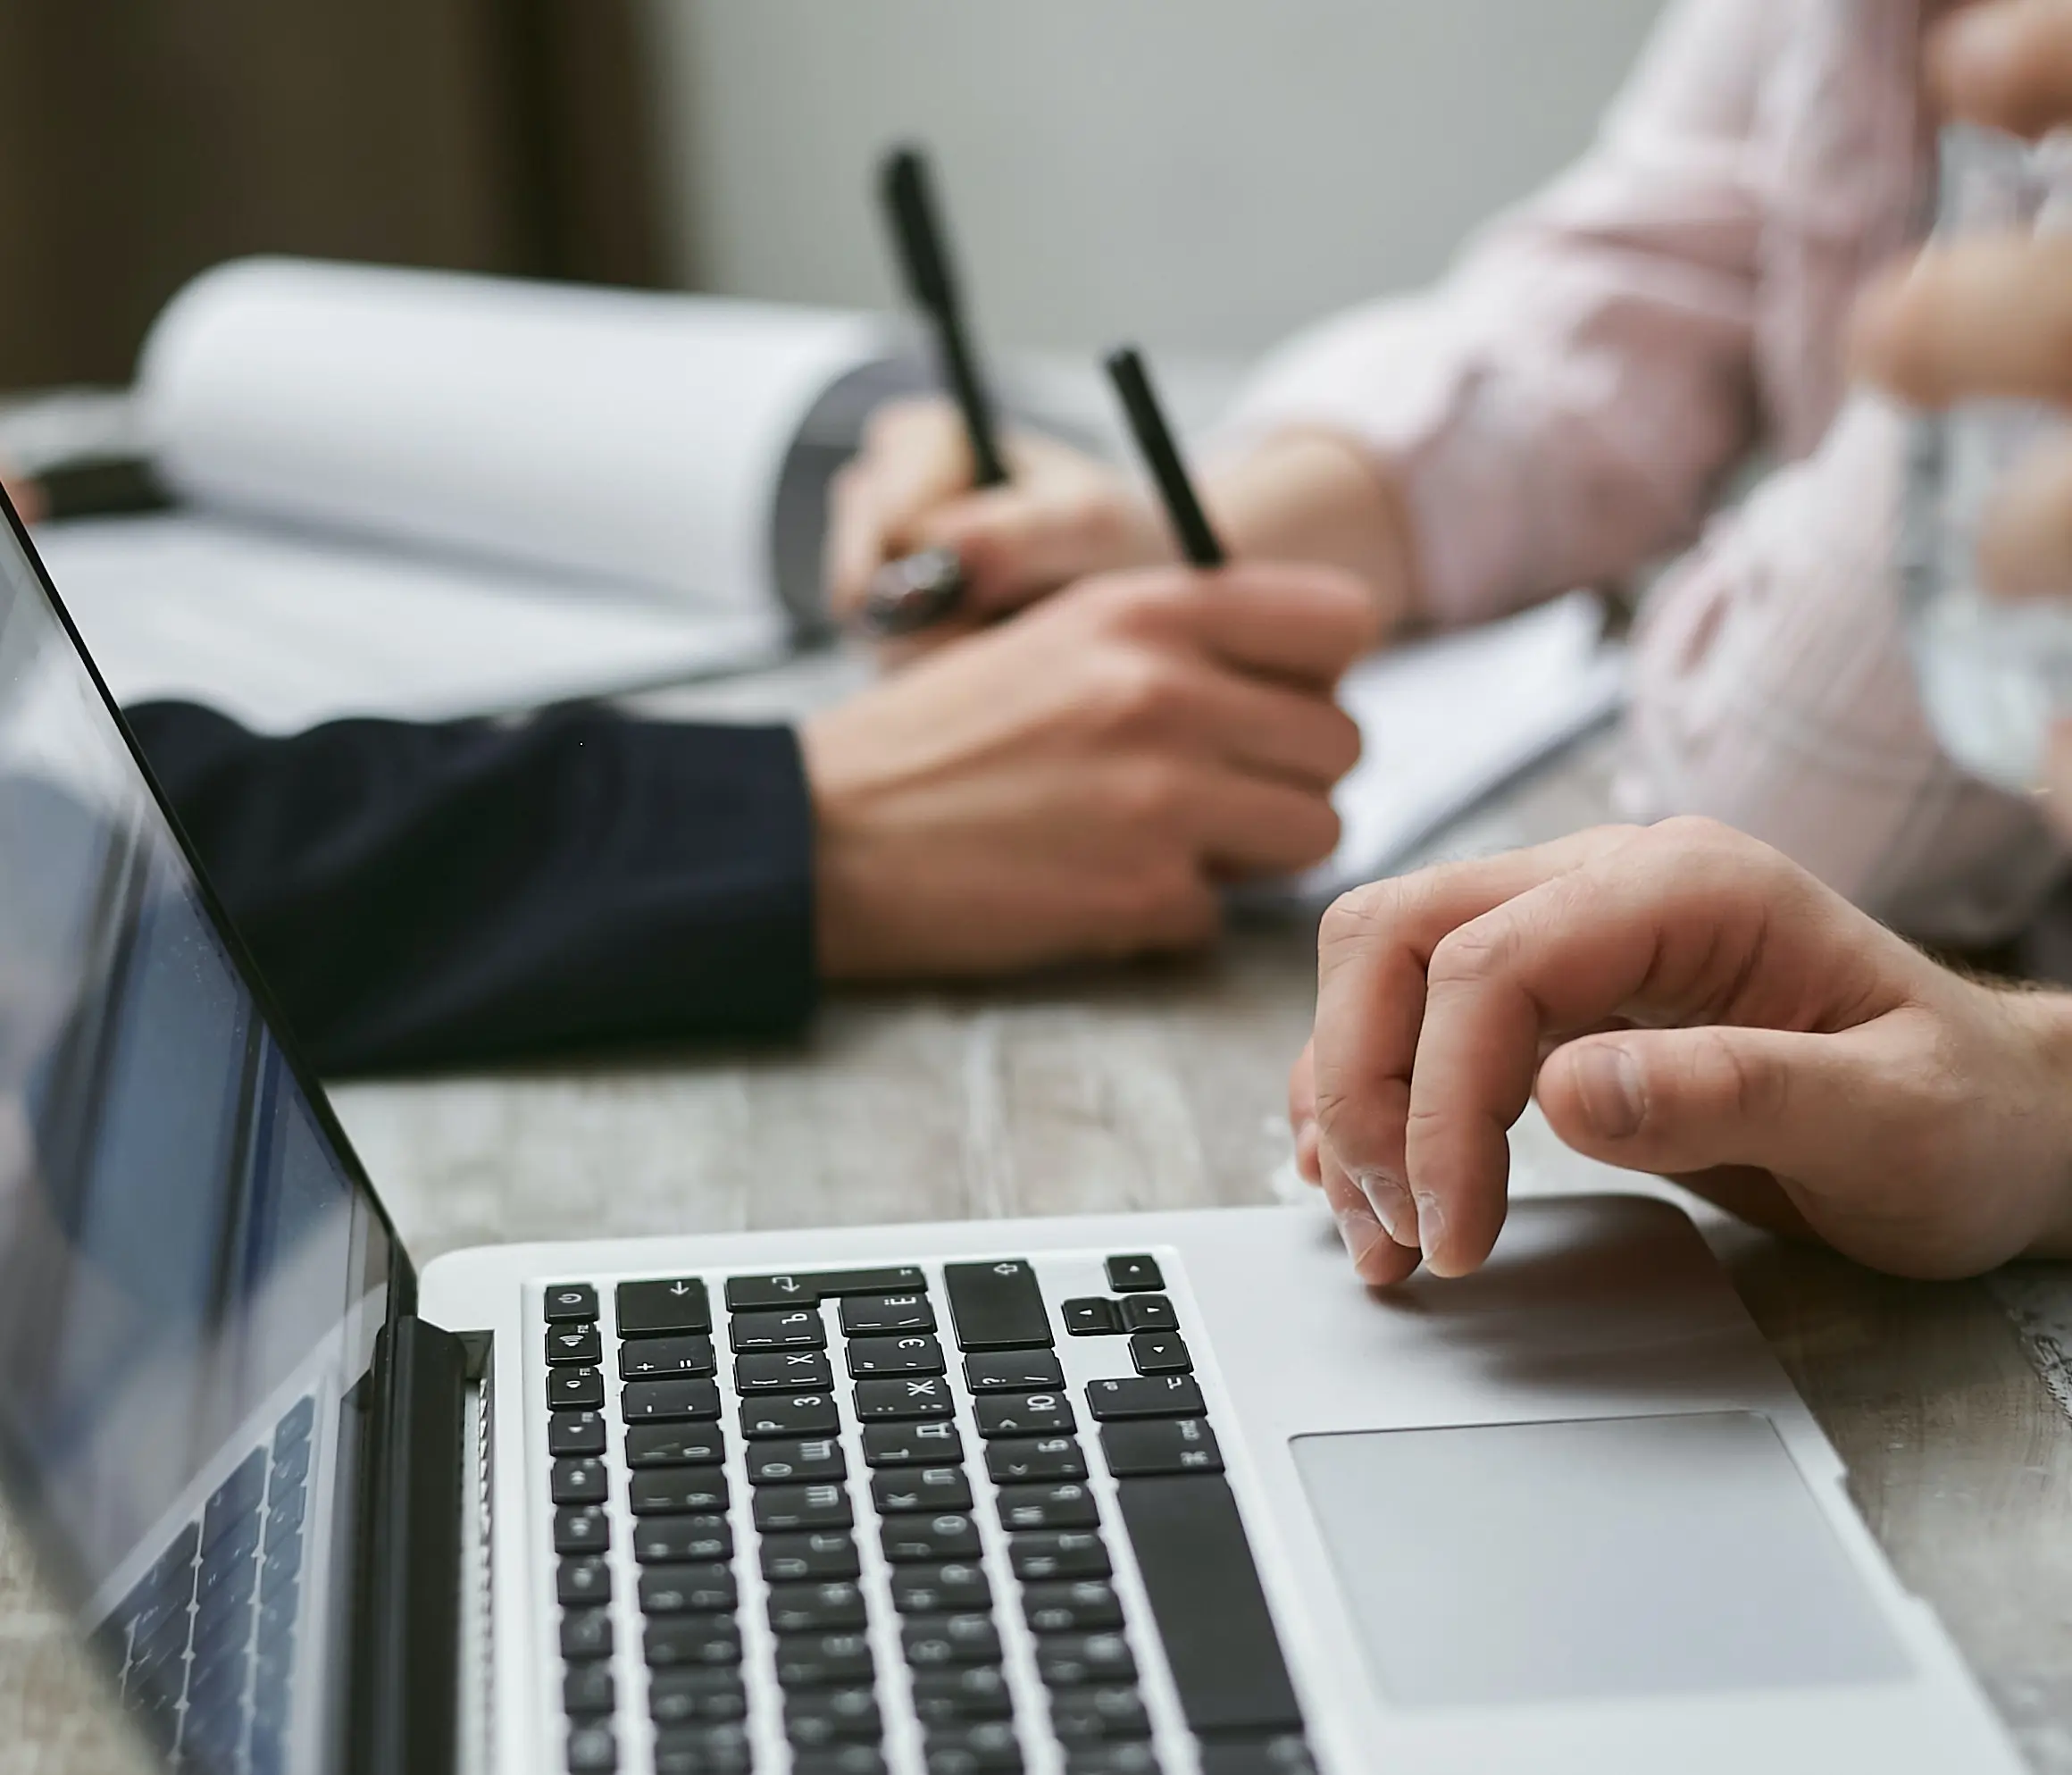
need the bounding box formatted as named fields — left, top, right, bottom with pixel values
left=862, top=145, right=1008, bottom=636
left=1102, top=345, right=1226, bottom=569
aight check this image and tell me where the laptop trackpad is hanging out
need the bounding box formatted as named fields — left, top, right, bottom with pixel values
left=1290, top=1412, right=1909, bottom=1707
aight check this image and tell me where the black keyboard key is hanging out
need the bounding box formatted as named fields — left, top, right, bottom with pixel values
left=737, top=1349, right=835, bottom=1393
left=644, top=1615, right=744, bottom=1667
left=654, top=1723, right=752, bottom=1775
left=564, top=1663, right=617, bottom=1716
left=200, top=1509, right=264, bottom=1579
left=846, top=1333, right=947, bottom=1378
left=1118, top=1295, right=1177, bottom=1335
left=1009, top=1531, right=1111, bottom=1581
left=913, top=1665, right=1015, bottom=1724
left=273, top=1394, right=316, bottom=1452
left=271, top=1432, right=313, bottom=1492
left=558, top=1557, right=612, bottom=1607
left=1085, top=1377, right=1202, bottom=1421
left=1067, top=1747, right=1162, bottom=1775
left=631, top=1470, right=731, bottom=1516
left=1115, top=1475, right=1301, bottom=1735
left=633, top=1520, right=735, bottom=1567
left=549, top=1369, right=606, bottom=1411
left=1063, top=1298, right=1121, bottom=1336
left=986, top=1436, right=1087, bottom=1484
left=1049, top=1687, right=1152, bottom=1745
left=203, top=1449, right=267, bottom=1546
left=795, top=1748, right=889, bottom=1775
left=622, top=1378, right=722, bottom=1424
left=566, top=1724, right=618, bottom=1772
left=881, top=1513, right=982, bottom=1563
left=766, top=1580, right=868, bottom=1634
left=547, top=1323, right=604, bottom=1366
left=776, top=1629, right=875, bottom=1687
left=871, top=1466, right=973, bottom=1514
left=544, top=1283, right=598, bottom=1322
left=549, top=1411, right=607, bottom=1459
left=785, top=1687, right=883, bottom=1746
left=1104, top=1256, right=1163, bottom=1293
left=1195, top=1739, right=1316, bottom=1775
left=1022, top=1581, right=1124, bottom=1634
left=839, top=1293, right=935, bottom=1335
left=853, top=1377, right=954, bottom=1421
left=258, top=1535, right=303, bottom=1602
left=974, top=1393, right=1075, bottom=1438
left=761, top=1530, right=862, bottom=1583
left=636, top=1562, right=738, bottom=1615
left=944, top=1260, right=1052, bottom=1351
left=924, top=1722, right=1024, bottom=1773
left=617, top=1278, right=713, bottom=1337
left=739, top=1392, right=840, bottom=1438
left=890, top=1561, right=991, bottom=1615
left=624, top=1423, right=727, bottom=1468
left=996, top=1481, right=1100, bottom=1531
left=754, top=1484, right=854, bottom=1533
left=863, top=1421, right=965, bottom=1468
left=727, top=1267, right=926, bottom=1310
left=1129, top=1332, right=1191, bottom=1376
left=729, top=1308, right=828, bottom=1352
left=648, top=1668, right=748, bottom=1725
left=1035, top=1633, right=1138, bottom=1689
left=555, top=1508, right=611, bottom=1555
left=1101, top=1418, right=1223, bottom=1478
left=965, top=1351, right=1065, bottom=1393
left=551, top=1459, right=609, bottom=1507
left=902, top=1612, right=1001, bottom=1666
left=748, top=1437, right=847, bottom=1486
left=561, top=1611, right=614, bottom=1661
left=619, top=1334, right=714, bottom=1380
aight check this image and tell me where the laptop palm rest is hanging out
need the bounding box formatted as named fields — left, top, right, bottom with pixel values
left=1290, top=1411, right=1910, bottom=1707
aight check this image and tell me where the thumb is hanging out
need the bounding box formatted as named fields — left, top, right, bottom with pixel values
left=1536, top=1023, right=1873, bottom=1185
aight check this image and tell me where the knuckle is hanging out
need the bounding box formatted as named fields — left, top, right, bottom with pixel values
left=1109, top=755, right=1192, bottom=828
left=1093, top=646, right=1188, bottom=731
left=1694, top=1028, right=1787, bottom=1124
left=861, top=397, right=940, bottom=452
left=1426, top=919, right=1514, bottom=991
left=1319, top=880, right=1401, bottom=956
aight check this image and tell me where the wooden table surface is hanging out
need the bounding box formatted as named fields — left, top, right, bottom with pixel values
left=2, top=729, right=2069, bottom=1772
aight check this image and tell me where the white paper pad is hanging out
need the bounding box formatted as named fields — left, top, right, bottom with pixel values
left=1298, top=590, right=1626, bottom=900
left=140, top=260, right=888, bottom=616
left=34, top=515, right=785, bottom=734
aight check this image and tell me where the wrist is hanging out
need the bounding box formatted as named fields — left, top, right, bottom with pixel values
left=1205, top=431, right=1422, bottom=636
left=1997, top=985, right=2072, bottom=1257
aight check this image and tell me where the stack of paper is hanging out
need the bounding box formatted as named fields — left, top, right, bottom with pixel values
left=1299, top=590, right=1626, bottom=899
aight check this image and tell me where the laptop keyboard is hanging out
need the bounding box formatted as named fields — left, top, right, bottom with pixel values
left=95, top=1394, right=317, bottom=1775
left=540, top=1254, right=1313, bottom=1775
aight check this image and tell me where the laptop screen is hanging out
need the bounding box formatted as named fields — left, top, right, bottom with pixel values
left=0, top=505, right=398, bottom=1774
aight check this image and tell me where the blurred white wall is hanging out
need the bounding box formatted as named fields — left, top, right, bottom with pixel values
left=639, top=0, right=1668, bottom=358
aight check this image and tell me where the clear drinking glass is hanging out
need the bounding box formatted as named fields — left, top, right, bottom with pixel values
left=1901, top=123, right=2072, bottom=793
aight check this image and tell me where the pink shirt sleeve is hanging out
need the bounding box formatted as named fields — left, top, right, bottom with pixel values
left=1222, top=0, right=1778, bottom=627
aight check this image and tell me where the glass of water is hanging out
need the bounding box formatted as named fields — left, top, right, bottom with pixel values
left=1902, top=123, right=2072, bottom=794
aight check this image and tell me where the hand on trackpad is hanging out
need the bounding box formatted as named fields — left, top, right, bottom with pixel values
left=1291, top=1411, right=1909, bottom=1707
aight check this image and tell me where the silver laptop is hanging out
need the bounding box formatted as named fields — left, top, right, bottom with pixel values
left=0, top=488, right=2024, bottom=1775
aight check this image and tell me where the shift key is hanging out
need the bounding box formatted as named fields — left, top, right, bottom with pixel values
left=945, top=1261, right=1052, bottom=1351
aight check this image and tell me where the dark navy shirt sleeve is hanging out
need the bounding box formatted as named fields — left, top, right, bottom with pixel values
left=124, top=701, right=818, bottom=1076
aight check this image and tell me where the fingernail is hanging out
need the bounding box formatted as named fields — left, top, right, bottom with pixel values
left=1414, top=1191, right=1446, bottom=1263
left=1333, top=1201, right=1385, bottom=1270
left=1571, top=1043, right=1644, bottom=1140
left=1354, top=1168, right=1417, bottom=1247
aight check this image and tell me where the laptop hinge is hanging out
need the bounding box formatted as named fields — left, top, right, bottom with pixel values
left=349, top=1314, right=467, bottom=1775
